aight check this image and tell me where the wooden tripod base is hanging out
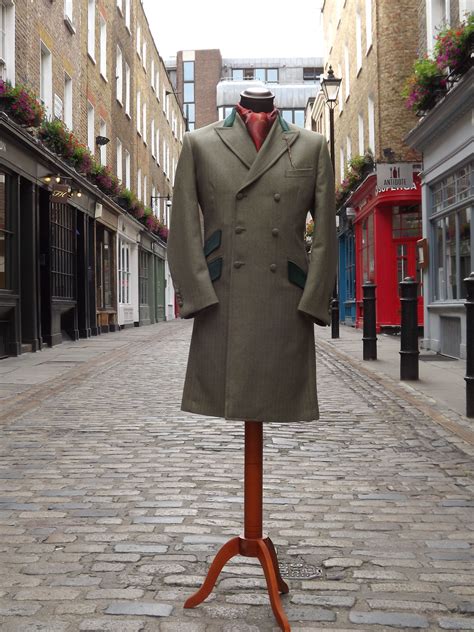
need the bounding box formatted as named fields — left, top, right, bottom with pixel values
left=184, top=535, right=290, bottom=631
left=183, top=422, right=291, bottom=631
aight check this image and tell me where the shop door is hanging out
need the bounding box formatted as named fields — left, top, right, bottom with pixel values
left=155, top=257, right=165, bottom=322
left=396, top=241, right=424, bottom=325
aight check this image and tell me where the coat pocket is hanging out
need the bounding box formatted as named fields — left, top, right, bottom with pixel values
left=285, top=168, right=314, bottom=178
left=208, top=257, right=223, bottom=282
left=288, top=260, right=307, bottom=290
left=203, top=229, right=222, bottom=258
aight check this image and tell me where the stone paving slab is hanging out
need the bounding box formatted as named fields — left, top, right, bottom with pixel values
left=0, top=320, right=473, bottom=631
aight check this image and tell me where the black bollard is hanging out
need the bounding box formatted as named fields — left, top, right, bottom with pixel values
left=400, top=276, right=419, bottom=380
left=331, top=282, right=340, bottom=339
left=362, top=282, right=377, bottom=360
left=464, top=272, right=474, bottom=417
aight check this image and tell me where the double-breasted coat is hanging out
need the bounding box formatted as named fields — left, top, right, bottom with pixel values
left=167, top=109, right=337, bottom=423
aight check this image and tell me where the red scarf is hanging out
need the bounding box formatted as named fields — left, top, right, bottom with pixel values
left=236, top=104, right=279, bottom=151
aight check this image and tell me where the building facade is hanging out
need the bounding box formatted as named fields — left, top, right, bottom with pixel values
left=167, top=51, right=323, bottom=130
left=406, top=1, right=473, bottom=358
left=0, top=0, right=183, bottom=358
left=319, top=0, right=423, bottom=330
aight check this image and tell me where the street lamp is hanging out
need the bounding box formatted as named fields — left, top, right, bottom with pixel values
left=150, top=194, right=172, bottom=213
left=321, top=65, right=342, bottom=339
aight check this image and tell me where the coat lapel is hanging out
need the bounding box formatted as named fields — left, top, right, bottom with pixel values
left=214, top=112, right=257, bottom=169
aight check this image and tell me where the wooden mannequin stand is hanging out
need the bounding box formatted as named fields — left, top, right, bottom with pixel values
left=184, top=421, right=291, bottom=631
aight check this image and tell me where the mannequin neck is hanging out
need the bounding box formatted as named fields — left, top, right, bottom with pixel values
left=239, top=95, right=275, bottom=113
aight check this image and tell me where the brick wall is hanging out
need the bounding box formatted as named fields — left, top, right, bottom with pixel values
left=195, top=49, right=222, bottom=128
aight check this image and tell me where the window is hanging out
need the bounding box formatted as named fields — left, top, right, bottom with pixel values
left=303, top=67, right=320, bottom=83
left=368, top=96, right=375, bottom=153
left=340, top=146, right=345, bottom=184
left=356, top=13, right=362, bottom=72
left=125, top=61, right=130, bottom=115
left=151, top=119, right=155, bottom=157
left=99, top=15, right=107, bottom=78
left=99, top=118, right=107, bottom=165
left=232, top=69, right=244, bottom=81
left=151, top=186, right=157, bottom=215
left=156, top=128, right=160, bottom=164
left=116, top=0, right=122, bottom=13
left=162, top=139, right=167, bottom=175
left=392, top=205, right=422, bottom=239
left=0, top=1, right=14, bottom=80
left=125, top=149, right=130, bottom=188
left=40, top=42, right=53, bottom=118
left=142, top=101, right=147, bottom=144
left=183, top=61, right=194, bottom=81
left=124, top=0, right=130, bottom=30
left=0, top=172, right=10, bottom=290
left=87, top=0, right=95, bottom=59
left=116, top=137, right=122, bottom=181
left=346, top=136, right=352, bottom=162
left=427, top=0, right=450, bottom=53
left=143, top=175, right=147, bottom=207
left=116, top=45, right=123, bottom=103
left=139, top=250, right=149, bottom=306
left=96, top=225, right=114, bottom=310
left=87, top=101, right=95, bottom=152
left=64, top=0, right=73, bottom=21
left=142, top=40, right=146, bottom=71
left=151, top=58, right=155, bottom=90
left=254, top=68, right=265, bottom=81
left=51, top=198, right=75, bottom=300
left=64, top=73, right=73, bottom=129
left=119, top=240, right=131, bottom=304
left=338, top=63, right=344, bottom=114
left=136, top=25, right=141, bottom=57
left=183, top=83, right=194, bottom=102
left=365, top=0, right=372, bottom=51
left=267, top=68, right=278, bottom=83
left=344, top=45, right=350, bottom=99
left=358, top=113, right=364, bottom=155
left=361, top=213, right=375, bottom=283
left=137, top=167, right=142, bottom=200
left=280, top=109, right=305, bottom=128
left=345, top=236, right=355, bottom=300
left=136, top=91, right=141, bottom=134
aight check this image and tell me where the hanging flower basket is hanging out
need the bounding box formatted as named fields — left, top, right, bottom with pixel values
left=0, top=79, right=45, bottom=127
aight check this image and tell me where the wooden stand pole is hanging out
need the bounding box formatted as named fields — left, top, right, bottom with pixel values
left=184, top=421, right=290, bottom=631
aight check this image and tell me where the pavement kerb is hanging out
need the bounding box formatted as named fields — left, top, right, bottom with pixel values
left=0, top=322, right=179, bottom=425
left=316, top=336, right=474, bottom=449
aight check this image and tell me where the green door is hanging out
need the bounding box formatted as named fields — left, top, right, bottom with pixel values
left=155, top=257, right=165, bottom=322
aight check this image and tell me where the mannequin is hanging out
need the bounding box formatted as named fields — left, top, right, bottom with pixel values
left=239, top=86, right=275, bottom=112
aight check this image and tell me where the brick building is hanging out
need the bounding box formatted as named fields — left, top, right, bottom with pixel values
left=0, top=0, right=184, bottom=357
left=318, top=0, right=424, bottom=331
left=405, top=2, right=473, bottom=358
left=167, top=51, right=323, bottom=130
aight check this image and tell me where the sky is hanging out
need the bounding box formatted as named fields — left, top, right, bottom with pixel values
left=142, top=0, right=324, bottom=60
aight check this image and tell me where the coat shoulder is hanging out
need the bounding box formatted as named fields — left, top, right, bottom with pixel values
left=184, top=121, right=223, bottom=145
left=289, top=124, right=326, bottom=148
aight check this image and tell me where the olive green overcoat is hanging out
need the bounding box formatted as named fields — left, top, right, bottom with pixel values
left=167, top=109, right=337, bottom=423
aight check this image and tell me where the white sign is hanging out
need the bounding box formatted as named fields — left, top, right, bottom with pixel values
left=376, top=163, right=414, bottom=191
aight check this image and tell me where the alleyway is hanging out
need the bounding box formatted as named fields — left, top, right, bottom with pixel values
left=0, top=320, right=473, bottom=632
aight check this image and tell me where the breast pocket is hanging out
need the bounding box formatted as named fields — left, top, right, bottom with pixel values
left=285, top=168, right=314, bottom=178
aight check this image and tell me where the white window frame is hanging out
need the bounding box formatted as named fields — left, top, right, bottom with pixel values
left=116, top=137, right=122, bottom=182
left=339, top=146, right=345, bottom=184
left=99, top=118, right=107, bottom=165
left=338, top=63, right=343, bottom=114
left=143, top=175, right=147, bottom=207
left=125, top=61, right=130, bottom=116
left=125, top=149, right=131, bottom=189
left=142, top=40, right=147, bottom=72
left=365, top=0, right=372, bottom=52
left=136, top=91, right=141, bottom=135
left=156, top=128, right=160, bottom=165
left=64, top=0, right=73, bottom=22
left=344, top=45, right=350, bottom=100
left=368, top=96, right=375, bottom=154
left=151, top=119, right=155, bottom=157
left=116, top=45, right=123, bottom=104
left=0, top=2, right=16, bottom=83
left=99, top=15, right=107, bottom=79
left=119, top=239, right=131, bottom=305
left=356, top=12, right=362, bottom=73
left=87, top=101, right=95, bottom=153
left=40, top=41, right=53, bottom=118
left=358, top=113, right=364, bottom=156
left=346, top=136, right=352, bottom=162
left=116, top=0, right=122, bottom=14
left=136, top=24, right=141, bottom=57
left=64, top=73, right=73, bottom=129
left=151, top=58, right=155, bottom=91
left=87, top=0, right=96, bottom=61
left=142, top=101, right=147, bottom=144
left=426, top=0, right=451, bottom=54
left=151, top=186, right=157, bottom=216
left=124, top=0, right=130, bottom=31
left=155, top=69, right=160, bottom=99
left=137, top=167, right=142, bottom=200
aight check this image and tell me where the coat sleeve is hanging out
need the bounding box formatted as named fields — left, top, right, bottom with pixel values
left=167, top=133, right=219, bottom=319
left=297, top=137, right=337, bottom=326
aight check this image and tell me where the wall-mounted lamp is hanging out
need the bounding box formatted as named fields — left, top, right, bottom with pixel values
left=43, top=174, right=62, bottom=184
left=96, top=135, right=110, bottom=146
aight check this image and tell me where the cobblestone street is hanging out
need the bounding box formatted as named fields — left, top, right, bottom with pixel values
left=0, top=320, right=473, bottom=632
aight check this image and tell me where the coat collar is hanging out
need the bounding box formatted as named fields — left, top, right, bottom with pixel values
left=215, top=108, right=299, bottom=192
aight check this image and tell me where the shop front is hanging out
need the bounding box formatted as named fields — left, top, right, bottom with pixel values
left=349, top=168, right=423, bottom=332
left=117, top=214, right=140, bottom=328
left=95, top=203, right=119, bottom=334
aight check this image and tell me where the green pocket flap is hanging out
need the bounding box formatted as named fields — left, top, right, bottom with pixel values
left=208, top=257, right=223, bottom=282
left=288, top=260, right=307, bottom=290
left=285, top=168, right=314, bottom=178
left=204, top=229, right=222, bottom=258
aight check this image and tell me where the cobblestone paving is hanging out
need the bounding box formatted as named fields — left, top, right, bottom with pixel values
left=0, top=320, right=473, bottom=632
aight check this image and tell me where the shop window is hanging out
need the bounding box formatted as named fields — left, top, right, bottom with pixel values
left=96, top=226, right=114, bottom=310
left=139, top=250, right=149, bottom=306
left=50, top=200, right=75, bottom=300
left=0, top=172, right=9, bottom=290
left=345, top=235, right=355, bottom=299
left=392, top=205, right=422, bottom=239
left=361, top=213, right=374, bottom=283
left=119, top=239, right=130, bottom=304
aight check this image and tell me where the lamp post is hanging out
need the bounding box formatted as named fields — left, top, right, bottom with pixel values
left=321, top=65, right=342, bottom=339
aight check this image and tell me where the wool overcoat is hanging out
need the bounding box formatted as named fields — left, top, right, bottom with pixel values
left=167, top=109, right=337, bottom=423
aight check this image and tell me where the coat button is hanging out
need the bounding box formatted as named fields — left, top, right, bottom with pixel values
left=234, top=261, right=244, bottom=269
left=236, top=192, right=244, bottom=200
left=274, top=193, right=281, bottom=201
left=235, top=226, right=245, bottom=234
left=270, top=264, right=277, bottom=272
left=271, top=228, right=279, bottom=237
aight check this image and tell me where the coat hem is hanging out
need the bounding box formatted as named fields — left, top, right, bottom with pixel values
left=181, top=400, right=319, bottom=423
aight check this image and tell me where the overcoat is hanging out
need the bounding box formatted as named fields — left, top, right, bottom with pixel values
left=167, top=109, right=337, bottom=423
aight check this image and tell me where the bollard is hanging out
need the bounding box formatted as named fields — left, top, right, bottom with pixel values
left=400, top=276, right=419, bottom=380
left=464, top=272, right=474, bottom=417
left=362, top=282, right=377, bottom=360
left=331, top=286, right=340, bottom=339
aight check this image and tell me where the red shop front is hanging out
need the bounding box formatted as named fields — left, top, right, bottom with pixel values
left=350, top=171, right=423, bottom=332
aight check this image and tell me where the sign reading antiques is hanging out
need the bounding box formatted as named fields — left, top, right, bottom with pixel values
left=376, top=163, right=414, bottom=191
